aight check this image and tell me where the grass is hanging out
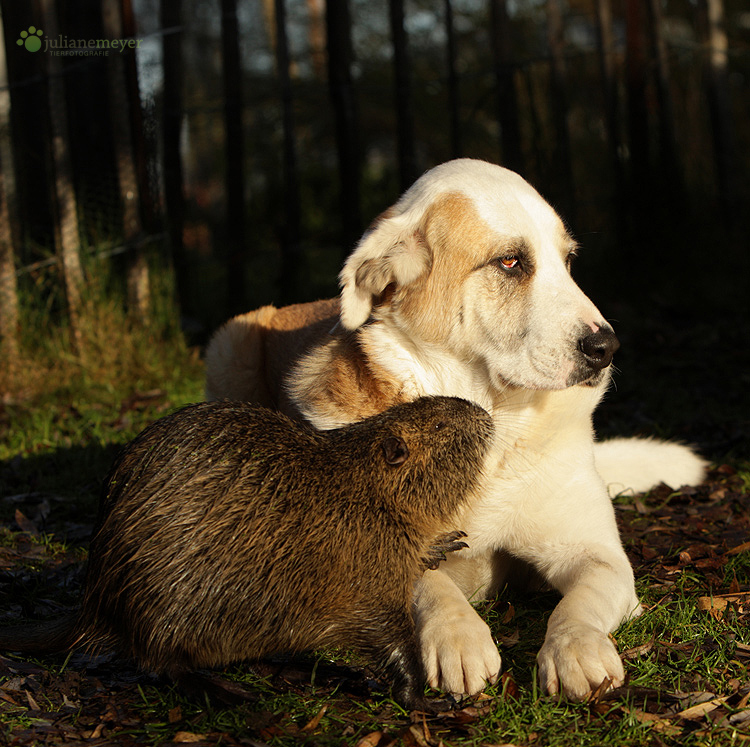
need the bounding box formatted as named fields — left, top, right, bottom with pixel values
left=0, top=260, right=748, bottom=746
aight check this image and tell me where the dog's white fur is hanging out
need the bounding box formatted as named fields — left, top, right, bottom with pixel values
left=204, top=159, right=707, bottom=700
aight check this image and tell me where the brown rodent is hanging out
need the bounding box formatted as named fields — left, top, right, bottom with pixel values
left=0, top=396, right=493, bottom=710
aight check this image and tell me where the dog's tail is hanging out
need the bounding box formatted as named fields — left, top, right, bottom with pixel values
left=594, top=437, right=708, bottom=497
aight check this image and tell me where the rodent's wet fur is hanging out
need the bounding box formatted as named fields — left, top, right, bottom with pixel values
left=0, top=396, right=494, bottom=710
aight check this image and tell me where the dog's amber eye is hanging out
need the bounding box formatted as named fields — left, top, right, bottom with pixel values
left=499, top=256, right=519, bottom=270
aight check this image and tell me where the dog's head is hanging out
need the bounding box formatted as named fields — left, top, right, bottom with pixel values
left=339, top=159, right=618, bottom=391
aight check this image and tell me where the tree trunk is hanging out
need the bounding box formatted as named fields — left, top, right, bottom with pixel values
left=594, top=0, right=626, bottom=207
left=325, top=0, right=362, bottom=256
left=489, top=0, right=522, bottom=173
left=696, top=0, right=739, bottom=221
left=103, top=0, right=150, bottom=322
left=444, top=0, right=461, bottom=158
left=644, top=0, right=684, bottom=209
left=306, top=0, right=326, bottom=80
left=0, top=17, right=19, bottom=378
left=624, top=0, right=650, bottom=198
left=40, top=0, right=84, bottom=352
left=546, top=0, right=574, bottom=222
left=389, top=0, right=417, bottom=191
left=274, top=0, right=303, bottom=303
left=221, top=0, right=247, bottom=315
left=160, top=0, right=188, bottom=316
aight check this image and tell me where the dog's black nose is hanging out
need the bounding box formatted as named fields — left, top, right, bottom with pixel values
left=578, top=328, right=620, bottom=370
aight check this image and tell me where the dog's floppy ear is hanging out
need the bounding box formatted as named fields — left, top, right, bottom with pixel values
left=339, top=211, right=431, bottom=330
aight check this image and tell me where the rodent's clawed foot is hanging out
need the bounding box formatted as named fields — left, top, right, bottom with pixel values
left=422, top=530, right=469, bottom=570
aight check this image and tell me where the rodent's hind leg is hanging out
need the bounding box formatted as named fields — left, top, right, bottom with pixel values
left=365, top=611, right=431, bottom=712
left=422, top=530, right=468, bottom=571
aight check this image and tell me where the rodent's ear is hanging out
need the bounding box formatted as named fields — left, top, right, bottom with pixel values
left=339, top=211, right=431, bottom=330
left=382, top=436, right=409, bottom=466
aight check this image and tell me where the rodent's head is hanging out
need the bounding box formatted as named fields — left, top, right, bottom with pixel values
left=340, top=396, right=495, bottom=512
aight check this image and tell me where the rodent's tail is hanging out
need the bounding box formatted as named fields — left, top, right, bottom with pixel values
left=0, top=613, right=79, bottom=655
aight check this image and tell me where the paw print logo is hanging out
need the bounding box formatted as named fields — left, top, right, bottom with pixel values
left=17, top=26, right=44, bottom=53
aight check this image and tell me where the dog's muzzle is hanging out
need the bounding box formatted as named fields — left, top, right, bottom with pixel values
left=577, top=327, right=620, bottom=372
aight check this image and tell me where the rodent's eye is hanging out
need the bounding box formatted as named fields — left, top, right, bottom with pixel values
left=434, top=420, right=447, bottom=431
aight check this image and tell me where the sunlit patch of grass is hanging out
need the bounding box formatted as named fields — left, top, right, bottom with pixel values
left=1, top=252, right=203, bottom=423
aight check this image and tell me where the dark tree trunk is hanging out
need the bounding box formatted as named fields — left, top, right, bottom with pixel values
left=624, top=0, right=651, bottom=198
left=221, top=0, right=247, bottom=315
left=595, top=0, right=626, bottom=210
left=444, top=0, right=461, bottom=159
left=325, top=0, right=362, bottom=256
left=103, top=0, right=150, bottom=321
left=490, top=0, right=523, bottom=173
left=0, top=16, right=19, bottom=374
left=0, top=0, right=56, bottom=256
left=389, top=0, right=417, bottom=191
left=644, top=0, right=684, bottom=211
left=160, top=0, right=188, bottom=316
left=274, top=0, right=304, bottom=304
left=546, top=0, right=575, bottom=222
left=41, top=0, right=84, bottom=351
left=696, top=0, right=740, bottom=222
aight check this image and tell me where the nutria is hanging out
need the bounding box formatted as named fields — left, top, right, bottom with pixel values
left=0, top=396, right=493, bottom=710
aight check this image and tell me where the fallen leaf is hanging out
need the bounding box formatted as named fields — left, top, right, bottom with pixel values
left=634, top=497, right=649, bottom=514
left=587, top=677, right=613, bottom=703
left=676, top=696, right=728, bottom=720
left=500, top=671, right=519, bottom=699
left=497, top=630, right=520, bottom=647
left=621, top=642, right=655, bottom=659
left=408, top=724, right=430, bottom=747
left=0, top=691, right=19, bottom=706
left=86, top=722, right=106, bottom=739
left=14, top=509, right=39, bottom=536
left=728, top=709, right=750, bottom=727
left=302, top=704, right=327, bottom=732
left=726, top=541, right=750, bottom=556
left=25, top=690, right=39, bottom=711
left=421, top=711, right=431, bottom=742
left=355, top=731, right=384, bottom=747
left=501, top=603, right=515, bottom=624
left=173, top=731, right=209, bottom=743
left=698, top=596, right=728, bottom=612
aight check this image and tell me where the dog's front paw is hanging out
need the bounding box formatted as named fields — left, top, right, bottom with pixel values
left=419, top=606, right=501, bottom=696
left=536, top=622, right=624, bottom=700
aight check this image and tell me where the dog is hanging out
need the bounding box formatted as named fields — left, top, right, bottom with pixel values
left=204, top=159, right=707, bottom=700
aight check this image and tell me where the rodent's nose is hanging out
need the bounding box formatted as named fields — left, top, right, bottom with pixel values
left=577, top=328, right=620, bottom=370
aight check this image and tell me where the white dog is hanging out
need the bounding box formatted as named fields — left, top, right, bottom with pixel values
left=204, top=159, right=706, bottom=700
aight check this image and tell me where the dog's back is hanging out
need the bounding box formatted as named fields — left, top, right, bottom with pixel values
left=204, top=298, right=339, bottom=409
